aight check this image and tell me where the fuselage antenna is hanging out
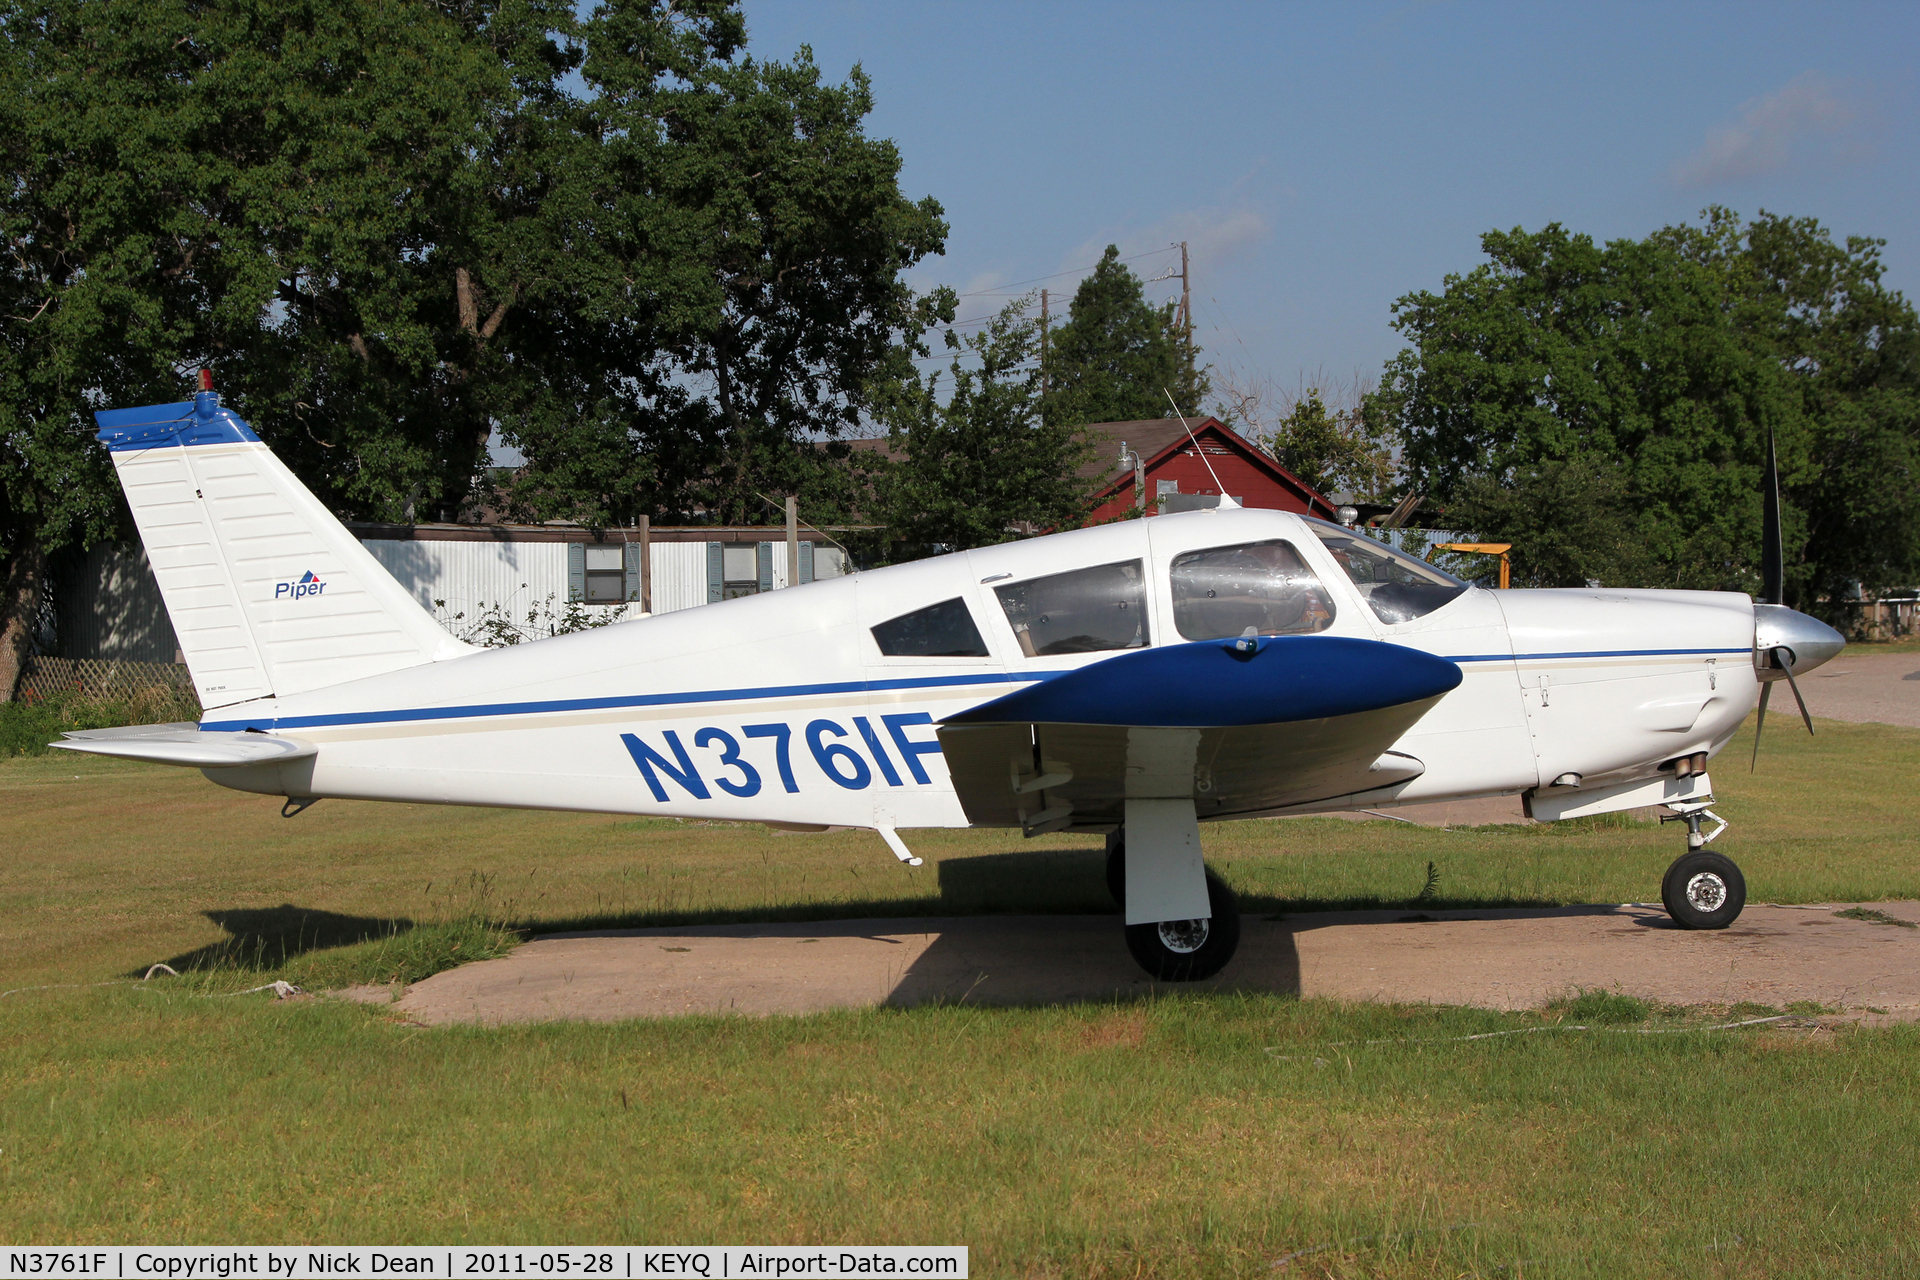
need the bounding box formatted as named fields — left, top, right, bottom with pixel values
left=1164, top=388, right=1239, bottom=510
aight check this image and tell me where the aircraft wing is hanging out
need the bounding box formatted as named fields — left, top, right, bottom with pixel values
left=936, top=635, right=1461, bottom=831
left=52, top=723, right=318, bottom=768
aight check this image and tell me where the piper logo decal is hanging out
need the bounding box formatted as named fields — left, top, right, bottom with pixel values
left=276, top=570, right=326, bottom=601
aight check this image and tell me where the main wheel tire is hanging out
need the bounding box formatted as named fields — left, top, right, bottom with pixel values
left=1661, top=850, right=1747, bottom=929
left=1106, top=840, right=1127, bottom=909
left=1122, top=867, right=1242, bottom=981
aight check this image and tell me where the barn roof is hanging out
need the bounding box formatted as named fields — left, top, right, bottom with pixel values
left=1076, top=416, right=1336, bottom=515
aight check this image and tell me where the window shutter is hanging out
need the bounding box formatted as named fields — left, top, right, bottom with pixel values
left=798, top=540, right=814, bottom=585
left=757, top=541, right=775, bottom=593
left=623, top=542, right=642, bottom=602
left=706, top=542, right=723, bottom=604
left=567, top=543, right=586, bottom=602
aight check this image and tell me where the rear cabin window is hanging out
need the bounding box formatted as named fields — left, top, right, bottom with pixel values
left=1170, top=540, right=1335, bottom=640
left=995, top=560, right=1149, bottom=657
left=1306, top=518, right=1470, bottom=624
left=871, top=598, right=990, bottom=658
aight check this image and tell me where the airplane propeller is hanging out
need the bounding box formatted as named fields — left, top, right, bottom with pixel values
left=1750, top=428, right=1817, bottom=770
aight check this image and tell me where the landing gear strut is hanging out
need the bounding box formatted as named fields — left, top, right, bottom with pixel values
left=1658, top=801, right=1746, bottom=929
left=1106, top=837, right=1243, bottom=981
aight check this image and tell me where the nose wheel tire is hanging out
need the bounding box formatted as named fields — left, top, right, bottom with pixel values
left=1661, top=850, right=1747, bottom=930
left=1120, top=865, right=1242, bottom=982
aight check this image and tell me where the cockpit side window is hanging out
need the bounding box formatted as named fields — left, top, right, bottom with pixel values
left=1305, top=517, right=1470, bottom=625
left=1170, top=540, right=1335, bottom=641
left=994, top=560, right=1149, bottom=657
left=871, top=597, right=990, bottom=657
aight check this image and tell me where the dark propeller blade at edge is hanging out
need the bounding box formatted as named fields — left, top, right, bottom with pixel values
left=1750, top=680, right=1773, bottom=772
left=1761, top=428, right=1784, bottom=606
left=1778, top=646, right=1815, bottom=736
left=1751, top=646, right=1816, bottom=772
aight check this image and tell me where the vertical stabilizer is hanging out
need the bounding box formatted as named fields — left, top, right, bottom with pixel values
left=96, top=392, right=473, bottom=710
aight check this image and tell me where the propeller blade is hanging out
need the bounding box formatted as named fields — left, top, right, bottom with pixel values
left=1777, top=646, right=1815, bottom=736
left=1761, top=428, right=1784, bottom=605
left=1750, top=680, right=1773, bottom=771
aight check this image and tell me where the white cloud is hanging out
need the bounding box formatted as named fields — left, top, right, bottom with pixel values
left=1062, top=203, right=1270, bottom=292
left=1671, top=71, right=1864, bottom=188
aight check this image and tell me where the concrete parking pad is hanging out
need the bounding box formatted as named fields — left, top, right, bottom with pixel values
left=1796, top=650, right=1920, bottom=728
left=367, top=901, right=1920, bottom=1026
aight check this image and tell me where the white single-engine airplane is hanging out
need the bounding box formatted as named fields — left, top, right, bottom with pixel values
left=56, top=388, right=1846, bottom=980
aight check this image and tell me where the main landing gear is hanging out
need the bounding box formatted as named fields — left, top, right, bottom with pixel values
left=1106, top=837, right=1243, bottom=981
left=1658, top=801, right=1746, bottom=929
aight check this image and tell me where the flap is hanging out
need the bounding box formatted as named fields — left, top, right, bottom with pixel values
left=937, top=698, right=1442, bottom=830
left=52, top=723, right=317, bottom=768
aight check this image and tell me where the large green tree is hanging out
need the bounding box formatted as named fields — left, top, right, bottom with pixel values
left=1044, top=245, right=1208, bottom=427
left=0, top=0, right=946, bottom=695
left=504, top=38, right=950, bottom=527
left=1368, top=209, right=1920, bottom=605
left=874, top=294, right=1094, bottom=549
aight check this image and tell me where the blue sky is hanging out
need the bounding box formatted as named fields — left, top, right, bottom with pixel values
left=744, top=0, right=1920, bottom=413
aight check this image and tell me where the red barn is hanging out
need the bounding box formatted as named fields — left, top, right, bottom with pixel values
left=1077, top=417, right=1336, bottom=523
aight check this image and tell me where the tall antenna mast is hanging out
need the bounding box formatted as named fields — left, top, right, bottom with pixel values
left=1164, top=388, right=1239, bottom=510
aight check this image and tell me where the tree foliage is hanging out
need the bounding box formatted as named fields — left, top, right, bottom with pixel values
left=874, top=294, right=1094, bottom=549
left=0, top=0, right=947, bottom=691
left=1368, top=209, right=1920, bottom=605
left=1264, top=388, right=1394, bottom=500
left=1044, top=245, right=1208, bottom=427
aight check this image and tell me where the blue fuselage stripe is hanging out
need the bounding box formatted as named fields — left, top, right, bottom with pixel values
left=199, top=670, right=1072, bottom=732
left=1443, top=647, right=1751, bottom=664
left=197, top=646, right=1753, bottom=733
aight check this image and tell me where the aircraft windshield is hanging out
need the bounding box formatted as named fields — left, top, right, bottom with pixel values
left=1306, top=518, right=1470, bottom=625
left=1170, top=540, right=1334, bottom=641
left=995, top=560, right=1149, bottom=657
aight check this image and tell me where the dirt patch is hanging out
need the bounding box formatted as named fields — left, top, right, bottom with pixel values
left=373, top=902, right=1920, bottom=1026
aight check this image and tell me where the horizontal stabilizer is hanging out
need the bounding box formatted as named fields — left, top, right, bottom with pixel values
left=52, top=723, right=316, bottom=768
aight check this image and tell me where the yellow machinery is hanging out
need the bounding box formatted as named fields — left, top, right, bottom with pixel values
left=1428, top=542, right=1512, bottom=589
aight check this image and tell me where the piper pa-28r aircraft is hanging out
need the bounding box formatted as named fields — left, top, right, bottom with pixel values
left=58, top=386, right=1846, bottom=981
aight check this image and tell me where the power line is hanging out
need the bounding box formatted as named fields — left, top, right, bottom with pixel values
left=947, top=244, right=1179, bottom=298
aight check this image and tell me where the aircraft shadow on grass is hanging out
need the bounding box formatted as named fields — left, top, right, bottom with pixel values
left=143, top=904, right=414, bottom=976
left=133, top=852, right=1633, bottom=1007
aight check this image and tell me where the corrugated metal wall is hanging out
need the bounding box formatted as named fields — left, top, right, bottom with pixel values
left=55, top=536, right=844, bottom=659
left=56, top=544, right=181, bottom=664
left=649, top=542, right=709, bottom=614
left=360, top=539, right=572, bottom=626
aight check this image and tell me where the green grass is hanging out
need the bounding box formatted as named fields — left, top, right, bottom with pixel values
left=3, top=714, right=1919, bottom=1270
left=1, top=687, right=201, bottom=758
left=3, top=713, right=1915, bottom=990
left=1853, top=635, right=1920, bottom=654
left=1832, top=906, right=1918, bottom=929
left=1, top=990, right=1916, bottom=1274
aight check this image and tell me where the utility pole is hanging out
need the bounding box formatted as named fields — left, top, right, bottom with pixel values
left=637, top=514, right=652, bottom=615
left=1178, top=240, right=1193, bottom=395
left=1039, top=287, right=1049, bottom=400
left=784, top=495, right=799, bottom=588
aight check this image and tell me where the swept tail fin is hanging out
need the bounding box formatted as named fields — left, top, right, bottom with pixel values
left=96, top=392, right=472, bottom=710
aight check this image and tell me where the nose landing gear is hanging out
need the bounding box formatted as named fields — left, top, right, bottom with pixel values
left=1658, top=801, right=1746, bottom=929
